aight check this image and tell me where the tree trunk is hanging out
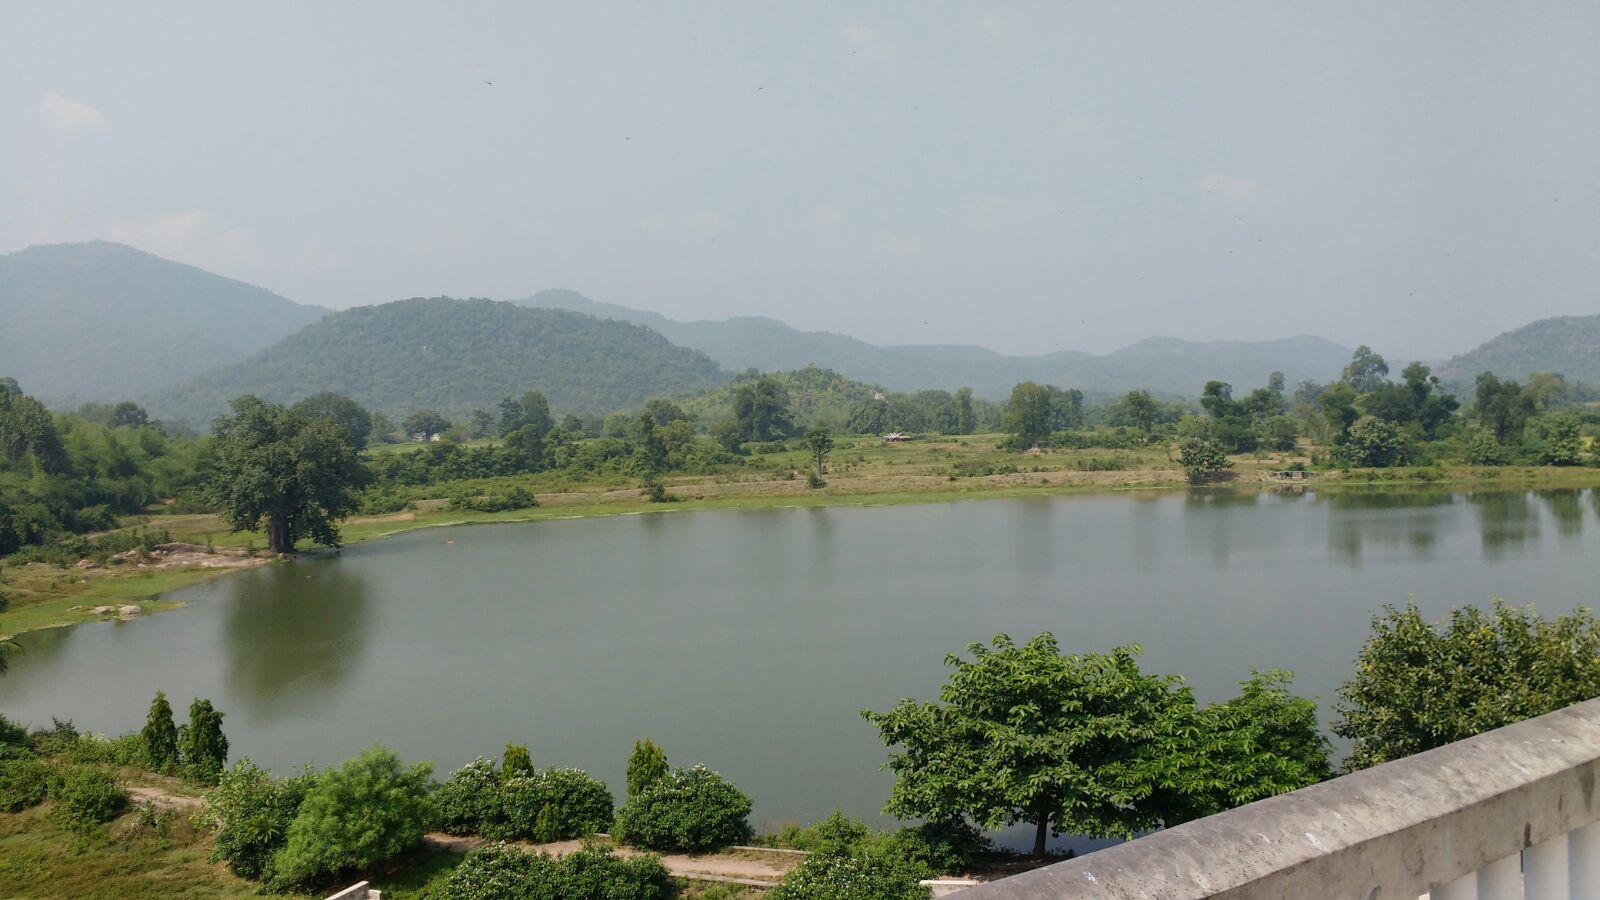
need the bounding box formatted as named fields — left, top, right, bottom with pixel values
left=1033, top=813, right=1049, bottom=858
left=267, top=517, right=292, bottom=554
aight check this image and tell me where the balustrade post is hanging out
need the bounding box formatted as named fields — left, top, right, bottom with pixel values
left=1571, top=821, right=1600, bottom=898
left=1477, top=853, right=1522, bottom=900
left=1525, top=835, right=1568, bottom=898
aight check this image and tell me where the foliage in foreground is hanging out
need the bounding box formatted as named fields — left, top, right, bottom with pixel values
left=863, top=633, right=1329, bottom=856
left=769, top=847, right=931, bottom=900
left=433, top=756, right=614, bottom=841
left=200, top=759, right=317, bottom=881
left=613, top=765, right=753, bottom=853
left=1334, top=601, right=1600, bottom=770
left=422, top=842, right=671, bottom=900
left=269, top=746, right=434, bottom=889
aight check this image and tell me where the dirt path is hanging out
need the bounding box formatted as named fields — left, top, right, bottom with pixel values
left=422, top=832, right=798, bottom=886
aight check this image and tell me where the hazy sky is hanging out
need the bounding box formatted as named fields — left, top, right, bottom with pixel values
left=4, top=2, right=1597, bottom=358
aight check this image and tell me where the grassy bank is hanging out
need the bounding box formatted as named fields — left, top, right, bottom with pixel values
left=5, top=432, right=1598, bottom=642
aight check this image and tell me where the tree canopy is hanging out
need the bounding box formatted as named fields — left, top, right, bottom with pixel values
left=209, top=396, right=366, bottom=553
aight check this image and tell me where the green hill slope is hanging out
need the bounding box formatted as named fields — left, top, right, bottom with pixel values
left=1439, top=315, right=1600, bottom=386
left=146, top=297, right=730, bottom=425
left=518, top=289, right=1353, bottom=397
left=0, top=241, right=330, bottom=405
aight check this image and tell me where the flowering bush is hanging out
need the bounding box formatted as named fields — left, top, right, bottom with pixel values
left=614, top=765, right=751, bottom=852
left=434, top=757, right=505, bottom=836
left=427, top=842, right=670, bottom=900
left=768, top=848, right=931, bottom=900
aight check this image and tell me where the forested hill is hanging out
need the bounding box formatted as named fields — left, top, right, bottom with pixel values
left=0, top=241, right=329, bottom=405
left=517, top=289, right=1354, bottom=397
left=145, top=297, right=730, bottom=425
left=1439, top=315, right=1600, bottom=386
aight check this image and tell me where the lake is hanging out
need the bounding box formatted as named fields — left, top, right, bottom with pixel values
left=3, top=487, right=1597, bottom=851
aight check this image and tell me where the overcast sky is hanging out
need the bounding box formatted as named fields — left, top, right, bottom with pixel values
left=4, top=2, right=1596, bottom=358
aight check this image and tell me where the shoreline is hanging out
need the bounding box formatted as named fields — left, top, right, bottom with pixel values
left=4, top=464, right=1598, bottom=642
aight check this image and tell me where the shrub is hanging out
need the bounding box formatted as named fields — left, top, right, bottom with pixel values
left=201, top=759, right=317, bottom=880
left=614, top=765, right=751, bottom=852
left=805, top=471, right=826, bottom=489
left=448, top=486, right=538, bottom=513
left=434, top=757, right=505, bottom=836
left=1335, top=601, right=1600, bottom=770
left=768, top=848, right=932, bottom=900
left=0, top=713, right=30, bottom=749
left=270, top=746, right=433, bottom=888
left=0, top=756, right=53, bottom=812
left=50, top=765, right=126, bottom=824
left=61, top=731, right=145, bottom=768
left=1459, top=429, right=1506, bottom=465
left=427, top=842, right=671, bottom=900
left=502, top=743, right=535, bottom=778
left=626, top=739, right=668, bottom=799
left=142, top=691, right=178, bottom=772
left=883, top=819, right=991, bottom=874
left=180, top=698, right=228, bottom=784
left=502, top=768, right=615, bottom=842
left=28, top=718, right=80, bottom=755
left=1178, top=437, right=1232, bottom=484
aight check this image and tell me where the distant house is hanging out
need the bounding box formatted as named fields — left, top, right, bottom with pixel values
left=411, top=432, right=444, bottom=443
left=883, top=432, right=910, bottom=442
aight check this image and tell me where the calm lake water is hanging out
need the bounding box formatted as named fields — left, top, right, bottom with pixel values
left=3, top=487, right=1598, bottom=850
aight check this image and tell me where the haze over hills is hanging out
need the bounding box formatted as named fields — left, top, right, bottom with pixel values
left=1439, top=314, right=1600, bottom=387
left=144, top=297, right=729, bottom=425
left=0, top=242, right=330, bottom=405
left=518, top=289, right=1356, bottom=398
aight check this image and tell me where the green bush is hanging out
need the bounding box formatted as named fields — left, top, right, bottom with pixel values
left=201, top=759, right=317, bottom=880
left=0, top=713, right=30, bottom=749
left=269, top=746, right=433, bottom=888
left=425, top=842, right=670, bottom=900
left=883, top=819, right=991, bottom=874
left=50, top=765, right=126, bottom=824
left=614, top=765, right=751, bottom=852
left=768, top=848, right=931, bottom=900
left=142, top=691, right=179, bottom=772
left=28, top=718, right=80, bottom=755
left=447, top=486, right=538, bottom=513
left=625, top=739, right=667, bottom=799
left=180, top=698, right=228, bottom=784
left=434, top=758, right=505, bottom=836
left=0, top=756, right=53, bottom=812
left=61, top=731, right=145, bottom=768
left=501, top=768, right=615, bottom=842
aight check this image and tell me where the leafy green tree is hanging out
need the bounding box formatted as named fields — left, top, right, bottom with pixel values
left=502, top=743, right=534, bottom=778
left=291, top=393, right=374, bottom=449
left=805, top=428, right=834, bottom=476
left=710, top=418, right=744, bottom=454
left=0, top=387, right=65, bottom=472
left=270, top=746, right=434, bottom=888
left=467, top=409, right=496, bottom=439
left=181, top=697, right=229, bottom=784
left=1114, top=389, right=1160, bottom=435
left=404, top=409, right=452, bottom=441
left=1460, top=428, right=1506, bottom=465
left=1335, top=602, right=1600, bottom=770
left=733, top=376, right=796, bottom=441
left=627, top=739, right=669, bottom=799
left=108, top=401, right=150, bottom=428
left=1342, top=416, right=1411, bottom=467
left=1316, top=381, right=1361, bottom=445
left=1533, top=414, right=1584, bottom=466
left=201, top=759, right=317, bottom=880
left=1475, top=373, right=1535, bottom=445
left=1001, top=382, right=1054, bottom=449
left=141, top=691, right=178, bottom=773
left=953, top=387, right=978, bottom=435
left=1178, top=437, right=1232, bottom=484
left=368, top=411, right=398, bottom=444
left=209, top=396, right=365, bottom=553
left=862, top=634, right=1322, bottom=857
left=518, top=391, right=554, bottom=437
left=1341, top=345, right=1390, bottom=393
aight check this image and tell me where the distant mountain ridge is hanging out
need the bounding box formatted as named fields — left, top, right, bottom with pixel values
left=145, top=297, right=730, bottom=425
left=1439, top=314, right=1600, bottom=386
left=518, top=289, right=1355, bottom=397
left=0, top=241, right=330, bottom=405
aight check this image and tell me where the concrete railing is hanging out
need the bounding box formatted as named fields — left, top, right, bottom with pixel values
left=953, top=697, right=1600, bottom=899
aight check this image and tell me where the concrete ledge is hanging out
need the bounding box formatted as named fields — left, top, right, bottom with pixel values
left=952, top=697, right=1600, bottom=898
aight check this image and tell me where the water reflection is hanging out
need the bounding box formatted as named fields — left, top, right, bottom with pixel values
left=1469, top=491, right=1541, bottom=558
left=221, top=559, right=372, bottom=720
left=1538, top=489, right=1586, bottom=539
left=1322, top=491, right=1455, bottom=566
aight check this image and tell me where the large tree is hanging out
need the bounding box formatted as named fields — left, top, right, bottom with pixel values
left=291, top=392, right=373, bottom=450
left=863, top=633, right=1326, bottom=856
left=733, top=376, right=795, bottom=441
left=1001, top=382, right=1054, bottom=449
left=209, top=396, right=365, bottom=553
